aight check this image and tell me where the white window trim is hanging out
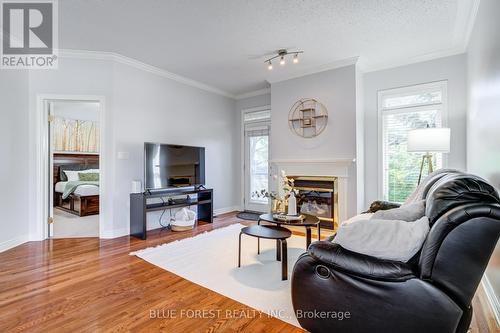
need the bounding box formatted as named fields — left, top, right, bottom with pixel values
left=377, top=81, right=448, bottom=200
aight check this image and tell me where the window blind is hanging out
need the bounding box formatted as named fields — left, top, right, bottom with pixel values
left=244, top=109, right=271, bottom=122
left=379, top=82, right=446, bottom=202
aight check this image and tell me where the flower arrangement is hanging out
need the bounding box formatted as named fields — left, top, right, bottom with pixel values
left=252, top=170, right=295, bottom=213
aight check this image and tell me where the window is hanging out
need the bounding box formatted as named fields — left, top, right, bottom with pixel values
left=242, top=107, right=271, bottom=212
left=378, top=81, right=447, bottom=202
left=248, top=130, right=269, bottom=203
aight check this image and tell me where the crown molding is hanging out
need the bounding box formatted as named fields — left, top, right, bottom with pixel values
left=453, top=0, right=480, bottom=52
left=58, top=49, right=236, bottom=99
left=360, top=46, right=466, bottom=73
left=234, top=88, right=271, bottom=100
left=265, top=56, right=359, bottom=84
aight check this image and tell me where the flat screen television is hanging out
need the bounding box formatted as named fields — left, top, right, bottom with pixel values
left=144, top=142, right=205, bottom=190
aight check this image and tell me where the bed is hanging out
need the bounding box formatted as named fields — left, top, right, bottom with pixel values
left=53, top=153, right=100, bottom=217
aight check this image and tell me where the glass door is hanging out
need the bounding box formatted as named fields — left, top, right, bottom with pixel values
left=244, top=123, right=270, bottom=212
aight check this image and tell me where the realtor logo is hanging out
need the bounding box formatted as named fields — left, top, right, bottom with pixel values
left=1, top=0, right=58, bottom=69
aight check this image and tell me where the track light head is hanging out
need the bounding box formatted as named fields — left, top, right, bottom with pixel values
left=264, top=49, right=303, bottom=69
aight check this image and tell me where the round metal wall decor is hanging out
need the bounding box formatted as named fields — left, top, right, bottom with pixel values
left=288, top=98, right=328, bottom=138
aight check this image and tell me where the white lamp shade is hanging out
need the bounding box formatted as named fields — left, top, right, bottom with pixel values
left=407, top=128, right=450, bottom=153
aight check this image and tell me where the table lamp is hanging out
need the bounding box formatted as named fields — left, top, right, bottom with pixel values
left=407, top=127, right=450, bottom=184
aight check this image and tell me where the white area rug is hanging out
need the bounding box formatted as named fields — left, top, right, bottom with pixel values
left=130, top=223, right=308, bottom=327
left=53, top=208, right=99, bottom=238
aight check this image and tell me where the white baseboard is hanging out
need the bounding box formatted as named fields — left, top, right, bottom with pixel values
left=0, top=234, right=30, bottom=253
left=100, top=228, right=129, bottom=239
left=214, top=206, right=241, bottom=216
left=482, top=276, right=500, bottom=326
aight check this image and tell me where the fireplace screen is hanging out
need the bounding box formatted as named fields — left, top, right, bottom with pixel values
left=290, top=176, right=338, bottom=230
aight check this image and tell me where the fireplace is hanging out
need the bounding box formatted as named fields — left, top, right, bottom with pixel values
left=271, top=158, right=353, bottom=227
left=289, top=176, right=338, bottom=230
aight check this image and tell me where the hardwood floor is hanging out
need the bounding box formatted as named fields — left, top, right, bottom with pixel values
left=0, top=212, right=497, bottom=332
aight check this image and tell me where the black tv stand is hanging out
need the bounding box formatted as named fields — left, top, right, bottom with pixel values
left=130, top=188, right=213, bottom=240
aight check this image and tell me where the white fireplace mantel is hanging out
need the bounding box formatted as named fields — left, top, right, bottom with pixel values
left=270, top=158, right=354, bottom=178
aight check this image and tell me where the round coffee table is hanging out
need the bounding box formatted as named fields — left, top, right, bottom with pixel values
left=238, top=225, right=292, bottom=280
left=258, top=213, right=321, bottom=249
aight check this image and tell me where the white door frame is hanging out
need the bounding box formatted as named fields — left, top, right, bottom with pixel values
left=240, top=105, right=271, bottom=212
left=35, top=94, right=106, bottom=240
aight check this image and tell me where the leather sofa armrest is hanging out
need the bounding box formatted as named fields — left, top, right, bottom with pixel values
left=363, top=200, right=401, bottom=213
left=308, top=241, right=416, bottom=282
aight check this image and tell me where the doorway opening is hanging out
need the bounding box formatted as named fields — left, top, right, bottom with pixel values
left=242, top=107, right=271, bottom=213
left=37, top=95, right=105, bottom=240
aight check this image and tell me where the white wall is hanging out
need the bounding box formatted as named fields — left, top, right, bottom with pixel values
left=28, top=57, right=115, bottom=239
left=363, top=54, right=467, bottom=205
left=270, top=65, right=358, bottom=218
left=111, top=61, right=238, bottom=233
left=0, top=71, right=30, bottom=251
left=466, top=0, right=500, bottom=318
left=3, top=55, right=239, bottom=245
left=53, top=101, right=100, bottom=121
left=467, top=0, right=500, bottom=189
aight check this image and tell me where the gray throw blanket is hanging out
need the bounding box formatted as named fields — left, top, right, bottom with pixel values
left=62, top=181, right=99, bottom=199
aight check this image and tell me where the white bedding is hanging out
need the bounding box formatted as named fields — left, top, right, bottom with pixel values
left=55, top=181, right=100, bottom=196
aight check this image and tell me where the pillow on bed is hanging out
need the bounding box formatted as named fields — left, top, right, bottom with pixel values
left=332, top=215, right=430, bottom=262
left=78, top=172, right=99, bottom=181
left=63, top=169, right=99, bottom=182
left=63, top=170, right=80, bottom=181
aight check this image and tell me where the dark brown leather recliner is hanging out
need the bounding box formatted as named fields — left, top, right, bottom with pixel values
left=291, top=172, right=500, bottom=333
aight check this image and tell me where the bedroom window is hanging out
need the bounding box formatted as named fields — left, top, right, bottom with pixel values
left=378, top=81, right=447, bottom=203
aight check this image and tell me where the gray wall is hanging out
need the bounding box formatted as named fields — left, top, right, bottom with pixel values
left=28, top=57, right=115, bottom=239
left=111, top=62, right=238, bottom=232
left=363, top=54, right=467, bottom=205
left=466, top=0, right=500, bottom=317
left=0, top=71, right=30, bottom=251
left=235, top=94, right=271, bottom=111
left=271, top=65, right=358, bottom=217
left=4, top=55, right=239, bottom=245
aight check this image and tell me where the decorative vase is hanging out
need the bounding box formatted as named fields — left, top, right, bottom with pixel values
left=277, top=200, right=286, bottom=214
left=271, top=199, right=279, bottom=213
left=287, top=191, right=297, bottom=216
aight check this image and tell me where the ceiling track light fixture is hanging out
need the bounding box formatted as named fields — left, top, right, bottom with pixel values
left=265, top=49, right=303, bottom=70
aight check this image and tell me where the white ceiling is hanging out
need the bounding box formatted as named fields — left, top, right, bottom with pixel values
left=59, top=0, right=478, bottom=97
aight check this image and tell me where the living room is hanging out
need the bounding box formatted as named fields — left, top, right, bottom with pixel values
left=0, top=1, right=499, bottom=332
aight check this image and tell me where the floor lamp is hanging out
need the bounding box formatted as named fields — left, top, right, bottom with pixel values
left=407, top=127, right=450, bottom=185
